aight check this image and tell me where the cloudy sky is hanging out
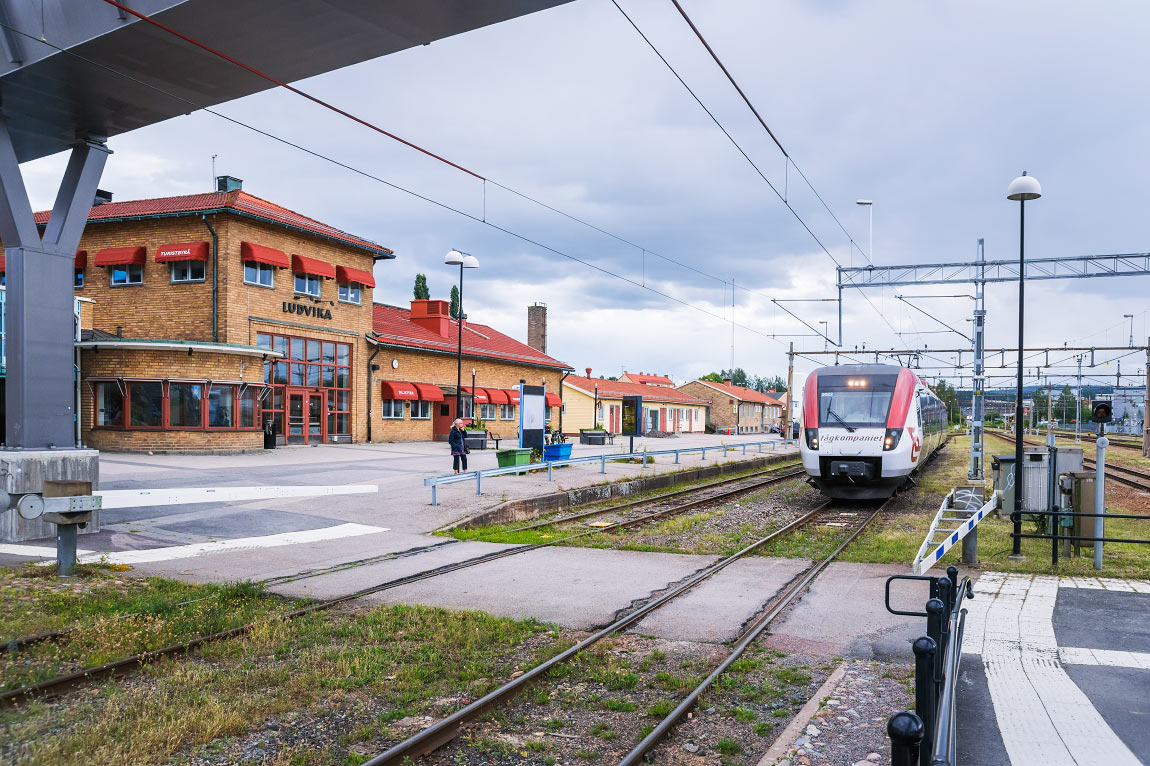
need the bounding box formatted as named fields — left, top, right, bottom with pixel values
left=21, top=0, right=1150, bottom=391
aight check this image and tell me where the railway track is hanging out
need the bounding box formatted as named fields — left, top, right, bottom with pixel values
left=986, top=430, right=1150, bottom=492
left=1, top=462, right=813, bottom=707
left=362, top=496, right=889, bottom=766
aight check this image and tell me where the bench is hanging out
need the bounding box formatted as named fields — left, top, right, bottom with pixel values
left=487, top=430, right=516, bottom=450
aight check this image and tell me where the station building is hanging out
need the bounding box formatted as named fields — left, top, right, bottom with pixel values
left=562, top=372, right=708, bottom=435
left=369, top=300, right=571, bottom=442
left=677, top=378, right=784, bottom=434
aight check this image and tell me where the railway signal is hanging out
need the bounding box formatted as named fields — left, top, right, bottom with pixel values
left=1092, top=400, right=1113, bottom=424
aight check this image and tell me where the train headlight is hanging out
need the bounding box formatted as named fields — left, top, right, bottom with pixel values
left=883, top=428, right=902, bottom=451
left=805, top=428, right=819, bottom=450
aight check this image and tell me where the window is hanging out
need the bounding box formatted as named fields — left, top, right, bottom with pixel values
left=74, top=269, right=84, bottom=288
left=480, top=403, right=497, bottom=421
left=381, top=399, right=404, bottom=419
left=96, top=382, right=124, bottom=426
left=170, top=260, right=206, bottom=283
left=239, top=387, right=258, bottom=428
left=500, top=404, right=515, bottom=420
left=294, top=273, right=321, bottom=297
left=460, top=398, right=475, bottom=419
left=129, top=382, right=163, bottom=427
left=338, top=282, right=362, bottom=305
left=169, top=383, right=202, bottom=428
left=545, top=405, right=552, bottom=423
left=111, top=263, right=143, bottom=286
left=244, top=261, right=275, bottom=287
left=412, top=400, right=432, bottom=420
left=207, top=385, right=234, bottom=428
left=258, top=331, right=352, bottom=440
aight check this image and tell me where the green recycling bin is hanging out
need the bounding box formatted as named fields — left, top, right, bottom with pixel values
left=496, top=448, right=533, bottom=474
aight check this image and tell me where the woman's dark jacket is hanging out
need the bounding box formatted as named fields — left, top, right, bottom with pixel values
left=448, top=427, right=466, bottom=455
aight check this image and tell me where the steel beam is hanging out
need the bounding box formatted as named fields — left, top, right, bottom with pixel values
left=839, top=253, right=1150, bottom=288
left=0, top=118, right=110, bottom=449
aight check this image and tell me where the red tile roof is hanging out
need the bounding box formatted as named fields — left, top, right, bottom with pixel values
left=687, top=379, right=777, bottom=404
left=564, top=376, right=709, bottom=405
left=34, top=190, right=394, bottom=257
left=621, top=372, right=676, bottom=386
left=371, top=303, right=572, bottom=371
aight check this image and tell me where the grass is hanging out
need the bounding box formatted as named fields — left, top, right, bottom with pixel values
left=0, top=564, right=288, bottom=691
left=4, top=599, right=565, bottom=765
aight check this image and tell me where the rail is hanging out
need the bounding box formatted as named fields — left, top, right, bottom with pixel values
left=885, top=565, right=973, bottom=766
left=422, top=439, right=800, bottom=505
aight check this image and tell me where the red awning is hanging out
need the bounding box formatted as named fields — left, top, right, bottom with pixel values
left=486, top=388, right=510, bottom=405
left=75, top=251, right=87, bottom=269
left=240, top=241, right=290, bottom=269
left=506, top=388, right=521, bottom=405
left=291, top=254, right=336, bottom=279
left=335, top=265, right=376, bottom=288
left=411, top=382, right=445, bottom=402
left=94, top=246, right=146, bottom=267
left=380, top=381, right=419, bottom=401
left=155, top=241, right=208, bottom=263
left=545, top=393, right=562, bottom=407
left=463, top=386, right=489, bottom=404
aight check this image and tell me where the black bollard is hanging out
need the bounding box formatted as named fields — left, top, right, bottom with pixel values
left=912, top=636, right=937, bottom=764
left=888, top=710, right=925, bottom=766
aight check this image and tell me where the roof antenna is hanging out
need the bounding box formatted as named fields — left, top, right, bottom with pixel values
left=211, top=154, right=217, bottom=188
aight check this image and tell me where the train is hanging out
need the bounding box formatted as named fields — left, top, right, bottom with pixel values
left=799, top=364, right=947, bottom=499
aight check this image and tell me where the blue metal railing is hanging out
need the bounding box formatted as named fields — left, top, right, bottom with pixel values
left=423, top=439, right=800, bottom=505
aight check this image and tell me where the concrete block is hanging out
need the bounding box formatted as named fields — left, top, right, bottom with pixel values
left=0, top=449, right=100, bottom=542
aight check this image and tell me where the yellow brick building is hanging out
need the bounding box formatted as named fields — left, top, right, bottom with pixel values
left=561, top=375, right=708, bottom=435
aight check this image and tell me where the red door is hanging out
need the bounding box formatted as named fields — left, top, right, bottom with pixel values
left=610, top=405, right=620, bottom=433
left=433, top=399, right=456, bottom=441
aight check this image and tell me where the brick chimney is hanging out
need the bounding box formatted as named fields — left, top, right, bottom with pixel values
left=410, top=299, right=452, bottom=337
left=724, top=378, right=733, bottom=387
left=527, top=302, right=547, bottom=353
left=585, top=367, right=592, bottom=377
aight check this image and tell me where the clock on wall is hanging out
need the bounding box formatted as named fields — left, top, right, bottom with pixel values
left=391, top=359, right=399, bottom=369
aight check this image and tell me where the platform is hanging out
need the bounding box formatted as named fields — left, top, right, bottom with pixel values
left=957, top=572, right=1150, bottom=765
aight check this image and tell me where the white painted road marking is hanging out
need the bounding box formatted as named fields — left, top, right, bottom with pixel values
left=94, top=483, right=378, bottom=509
left=0, top=523, right=388, bottom=565
left=1059, top=647, right=1150, bottom=671
left=964, top=572, right=1141, bottom=766
left=1057, top=576, right=1150, bottom=593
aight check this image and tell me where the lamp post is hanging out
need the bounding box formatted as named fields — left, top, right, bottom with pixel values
left=471, top=368, right=477, bottom=423
left=1007, top=172, right=1042, bottom=559
left=594, top=384, right=599, bottom=429
left=445, top=249, right=480, bottom=422
left=856, top=199, right=873, bottom=263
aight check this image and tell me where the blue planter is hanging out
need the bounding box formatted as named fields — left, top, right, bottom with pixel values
left=543, top=443, right=573, bottom=462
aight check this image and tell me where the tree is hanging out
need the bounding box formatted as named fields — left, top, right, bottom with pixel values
left=1056, top=385, right=1075, bottom=423
left=413, top=273, right=430, bottom=300
left=929, top=380, right=961, bottom=424
left=449, top=285, right=460, bottom=319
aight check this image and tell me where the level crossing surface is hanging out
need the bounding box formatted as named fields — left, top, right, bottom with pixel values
left=957, top=572, right=1150, bottom=765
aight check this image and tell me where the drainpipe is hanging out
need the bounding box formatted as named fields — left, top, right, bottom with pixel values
left=201, top=215, right=219, bottom=342
left=366, top=334, right=381, bottom=442
left=558, top=369, right=570, bottom=434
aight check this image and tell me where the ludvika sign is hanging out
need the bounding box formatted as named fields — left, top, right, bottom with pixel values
left=283, top=302, right=332, bottom=321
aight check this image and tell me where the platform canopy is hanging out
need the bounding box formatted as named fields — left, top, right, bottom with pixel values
left=0, top=0, right=574, bottom=163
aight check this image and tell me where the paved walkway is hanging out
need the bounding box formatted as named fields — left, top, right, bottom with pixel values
left=958, top=572, right=1150, bottom=765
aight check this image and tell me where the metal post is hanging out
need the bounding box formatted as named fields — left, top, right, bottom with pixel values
left=786, top=342, right=795, bottom=438
left=1048, top=433, right=1059, bottom=565
left=548, top=462, right=553, bottom=481
left=674, top=451, right=679, bottom=464
left=455, top=262, right=464, bottom=422
left=56, top=522, right=78, bottom=577
left=961, top=525, right=978, bottom=565
left=1144, top=339, right=1149, bottom=458
left=969, top=241, right=986, bottom=480
left=1094, top=435, right=1108, bottom=570
left=1076, top=356, right=1083, bottom=443
left=431, top=483, right=438, bottom=506
left=1011, top=198, right=1027, bottom=558
left=475, top=471, right=482, bottom=496
left=911, top=636, right=937, bottom=765
left=888, top=711, right=925, bottom=766
left=600, top=455, right=606, bottom=474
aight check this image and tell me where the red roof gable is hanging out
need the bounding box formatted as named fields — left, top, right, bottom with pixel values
left=34, top=190, right=394, bottom=258
left=370, top=303, right=571, bottom=371
left=564, top=376, right=709, bottom=406
left=688, top=379, right=775, bottom=404
left=621, top=372, right=676, bottom=386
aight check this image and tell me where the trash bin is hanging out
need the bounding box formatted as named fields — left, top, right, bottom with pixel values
left=263, top=419, right=277, bottom=449
left=496, top=448, right=532, bottom=474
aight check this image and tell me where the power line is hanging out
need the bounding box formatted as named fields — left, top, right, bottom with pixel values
left=4, top=21, right=806, bottom=352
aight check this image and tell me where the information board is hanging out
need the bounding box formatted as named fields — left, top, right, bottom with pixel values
left=520, top=384, right=546, bottom=450
left=620, top=395, right=643, bottom=437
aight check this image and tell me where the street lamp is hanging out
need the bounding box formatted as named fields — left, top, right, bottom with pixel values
left=445, top=249, right=480, bottom=422
left=856, top=199, right=873, bottom=263
left=1124, top=313, right=1134, bottom=347
left=1007, top=171, right=1042, bottom=559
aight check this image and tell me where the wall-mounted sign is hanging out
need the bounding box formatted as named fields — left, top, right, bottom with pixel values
left=282, top=302, right=332, bottom=321
left=621, top=395, right=643, bottom=436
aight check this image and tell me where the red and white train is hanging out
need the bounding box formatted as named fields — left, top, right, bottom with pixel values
left=799, top=364, right=947, bottom=499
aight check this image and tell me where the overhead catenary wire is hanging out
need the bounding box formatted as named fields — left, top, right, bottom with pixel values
left=2, top=21, right=809, bottom=352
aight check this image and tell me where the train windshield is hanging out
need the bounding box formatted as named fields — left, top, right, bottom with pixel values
left=817, top=374, right=898, bottom=429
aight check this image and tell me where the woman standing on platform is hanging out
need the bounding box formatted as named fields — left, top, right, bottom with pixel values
left=449, top=418, right=469, bottom=473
